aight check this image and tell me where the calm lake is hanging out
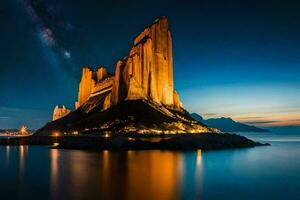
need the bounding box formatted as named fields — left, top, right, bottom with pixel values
left=0, top=132, right=299, bottom=200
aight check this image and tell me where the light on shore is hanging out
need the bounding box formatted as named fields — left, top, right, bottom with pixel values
left=52, top=131, right=60, bottom=137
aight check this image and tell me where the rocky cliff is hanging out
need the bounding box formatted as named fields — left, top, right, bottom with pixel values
left=75, top=67, right=111, bottom=109
left=75, top=16, right=181, bottom=111
left=111, top=17, right=180, bottom=108
left=40, top=17, right=213, bottom=135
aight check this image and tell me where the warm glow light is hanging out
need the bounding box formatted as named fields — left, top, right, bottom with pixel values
left=125, top=151, right=180, bottom=200
left=196, top=149, right=202, bottom=167
left=19, top=125, right=28, bottom=135
left=73, top=131, right=79, bottom=135
left=52, top=131, right=60, bottom=137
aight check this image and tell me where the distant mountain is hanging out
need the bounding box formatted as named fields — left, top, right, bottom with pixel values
left=190, top=113, right=269, bottom=133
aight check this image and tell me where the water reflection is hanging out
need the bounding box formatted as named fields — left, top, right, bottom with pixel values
left=125, top=151, right=182, bottom=200
left=178, top=150, right=203, bottom=200
left=195, top=150, right=203, bottom=199
left=49, top=150, right=203, bottom=200
left=19, top=146, right=28, bottom=178
left=50, top=149, right=58, bottom=198
left=19, top=146, right=24, bottom=169
left=1, top=137, right=300, bottom=200
left=5, top=146, right=10, bottom=167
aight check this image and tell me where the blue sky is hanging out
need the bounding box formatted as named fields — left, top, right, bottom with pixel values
left=0, top=0, right=299, bottom=129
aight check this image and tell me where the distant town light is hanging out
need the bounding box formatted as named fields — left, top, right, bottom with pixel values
left=19, top=125, right=28, bottom=135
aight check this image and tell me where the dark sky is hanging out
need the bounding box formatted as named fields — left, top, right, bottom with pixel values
left=1, top=0, right=300, bottom=129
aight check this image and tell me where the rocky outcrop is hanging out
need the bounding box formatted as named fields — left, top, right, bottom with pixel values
left=96, top=67, right=108, bottom=81
left=75, top=16, right=182, bottom=111
left=40, top=17, right=209, bottom=135
left=111, top=16, right=180, bottom=108
left=52, top=105, right=70, bottom=121
left=75, top=66, right=111, bottom=109
left=75, top=68, right=96, bottom=108
left=38, top=100, right=213, bottom=135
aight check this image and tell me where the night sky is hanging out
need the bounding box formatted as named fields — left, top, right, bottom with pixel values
left=1, top=0, right=300, bottom=129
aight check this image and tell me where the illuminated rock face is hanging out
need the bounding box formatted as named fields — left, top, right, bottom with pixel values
left=52, top=105, right=71, bottom=121
left=112, top=16, right=179, bottom=107
left=37, top=17, right=214, bottom=135
left=75, top=66, right=111, bottom=109
left=76, top=68, right=95, bottom=108
left=75, top=17, right=182, bottom=111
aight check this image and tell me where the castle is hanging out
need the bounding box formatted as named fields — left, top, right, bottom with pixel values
left=53, top=17, right=183, bottom=120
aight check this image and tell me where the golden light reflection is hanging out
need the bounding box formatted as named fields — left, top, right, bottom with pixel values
left=127, top=150, right=133, bottom=156
left=100, top=150, right=110, bottom=198
left=126, top=151, right=182, bottom=200
left=6, top=146, right=10, bottom=167
left=195, top=149, right=203, bottom=199
left=102, top=150, right=109, bottom=171
left=19, top=145, right=28, bottom=177
left=196, top=149, right=202, bottom=167
left=50, top=149, right=59, bottom=195
left=50, top=149, right=106, bottom=199
left=44, top=148, right=207, bottom=199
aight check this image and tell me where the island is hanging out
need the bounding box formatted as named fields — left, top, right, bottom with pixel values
left=0, top=17, right=268, bottom=150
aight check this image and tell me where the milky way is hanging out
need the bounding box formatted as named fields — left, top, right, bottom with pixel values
left=21, top=0, right=72, bottom=62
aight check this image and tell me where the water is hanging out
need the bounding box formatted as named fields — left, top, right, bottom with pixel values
left=0, top=133, right=299, bottom=200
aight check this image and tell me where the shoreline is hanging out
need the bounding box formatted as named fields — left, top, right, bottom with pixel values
left=0, top=133, right=269, bottom=151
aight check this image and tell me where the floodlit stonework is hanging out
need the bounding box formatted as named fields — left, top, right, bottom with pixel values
left=52, top=105, right=71, bottom=121
left=43, top=17, right=214, bottom=135
left=74, top=16, right=182, bottom=111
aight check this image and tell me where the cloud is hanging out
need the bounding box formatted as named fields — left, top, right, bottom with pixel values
left=242, top=118, right=300, bottom=127
left=244, top=120, right=281, bottom=124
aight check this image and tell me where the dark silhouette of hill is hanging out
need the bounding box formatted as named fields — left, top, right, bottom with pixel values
left=190, top=113, right=269, bottom=132
left=35, top=98, right=212, bottom=135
